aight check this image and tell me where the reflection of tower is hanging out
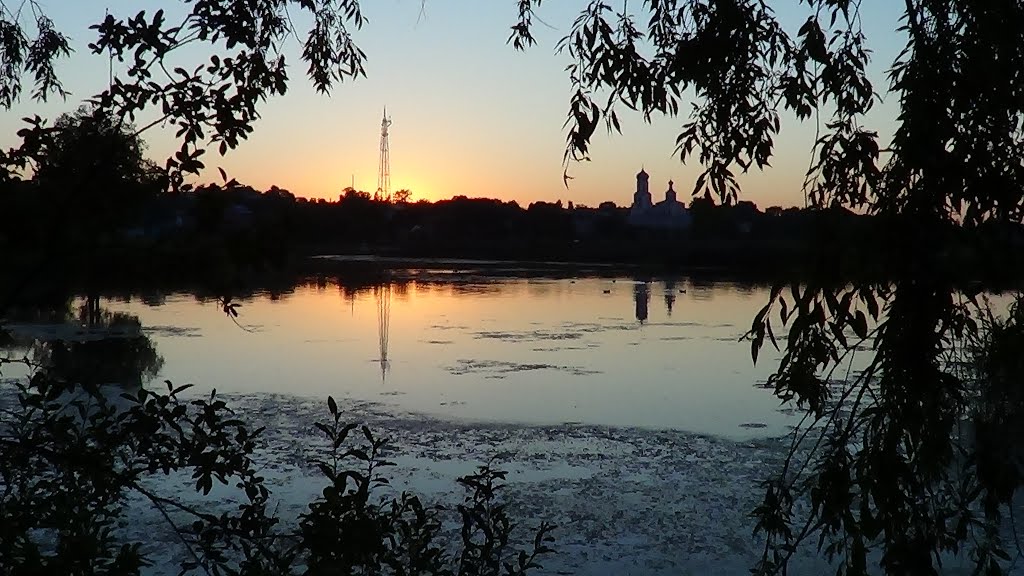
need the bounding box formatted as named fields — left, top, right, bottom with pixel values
left=375, top=107, right=392, bottom=202
left=341, top=286, right=356, bottom=316
left=375, top=284, right=391, bottom=382
left=664, top=279, right=677, bottom=317
left=633, top=282, right=650, bottom=324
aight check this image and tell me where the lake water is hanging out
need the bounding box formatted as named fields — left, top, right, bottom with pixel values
left=3, top=267, right=1017, bottom=575
left=97, top=271, right=792, bottom=439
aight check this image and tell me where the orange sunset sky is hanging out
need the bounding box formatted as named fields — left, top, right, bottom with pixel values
left=1, top=1, right=907, bottom=208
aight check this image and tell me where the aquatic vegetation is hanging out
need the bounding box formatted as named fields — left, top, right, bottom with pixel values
left=446, top=359, right=601, bottom=378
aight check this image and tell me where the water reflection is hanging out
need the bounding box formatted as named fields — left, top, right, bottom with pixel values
left=375, top=284, right=391, bottom=383
left=3, top=300, right=163, bottom=390
left=33, top=311, right=163, bottom=389
left=633, top=282, right=650, bottom=324
left=5, top=272, right=792, bottom=438
left=7, top=271, right=1013, bottom=444
left=664, top=279, right=678, bottom=317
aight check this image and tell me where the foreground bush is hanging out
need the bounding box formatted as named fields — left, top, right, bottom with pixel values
left=0, top=373, right=555, bottom=575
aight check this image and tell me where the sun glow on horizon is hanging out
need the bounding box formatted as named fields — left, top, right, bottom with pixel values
left=0, top=1, right=908, bottom=211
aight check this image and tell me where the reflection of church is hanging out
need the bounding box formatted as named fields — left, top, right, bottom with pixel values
left=627, top=168, right=693, bottom=230
left=633, top=279, right=682, bottom=324
left=634, top=282, right=650, bottom=324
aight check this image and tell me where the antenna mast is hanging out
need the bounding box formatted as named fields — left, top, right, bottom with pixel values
left=376, top=107, right=392, bottom=202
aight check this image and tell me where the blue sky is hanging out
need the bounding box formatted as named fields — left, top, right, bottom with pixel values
left=2, top=1, right=907, bottom=207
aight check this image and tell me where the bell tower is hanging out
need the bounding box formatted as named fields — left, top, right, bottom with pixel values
left=633, top=167, right=652, bottom=209
left=665, top=179, right=677, bottom=203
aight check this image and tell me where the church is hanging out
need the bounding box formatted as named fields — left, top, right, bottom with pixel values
left=627, top=168, right=693, bottom=230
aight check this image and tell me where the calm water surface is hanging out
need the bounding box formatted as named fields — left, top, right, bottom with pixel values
left=100, top=274, right=793, bottom=438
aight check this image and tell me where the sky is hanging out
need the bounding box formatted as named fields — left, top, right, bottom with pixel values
left=2, top=1, right=908, bottom=208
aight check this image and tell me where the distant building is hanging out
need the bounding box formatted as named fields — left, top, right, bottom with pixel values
left=627, top=168, right=693, bottom=230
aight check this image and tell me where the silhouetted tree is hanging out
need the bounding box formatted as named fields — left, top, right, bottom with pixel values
left=193, top=184, right=229, bottom=235
left=34, top=106, right=160, bottom=245
left=508, top=1, right=1024, bottom=573
left=1, top=1, right=368, bottom=192
left=393, top=188, right=412, bottom=204
left=339, top=187, right=371, bottom=203
left=0, top=2, right=562, bottom=572
left=266, top=185, right=295, bottom=202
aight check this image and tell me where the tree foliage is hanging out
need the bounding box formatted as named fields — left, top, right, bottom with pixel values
left=0, top=2, right=555, bottom=574
left=393, top=189, right=413, bottom=204
left=0, top=369, right=555, bottom=575
left=3, top=0, right=1024, bottom=574
left=511, top=1, right=1024, bottom=574
left=35, top=106, right=151, bottom=187
left=35, top=106, right=162, bottom=233
left=0, top=0, right=70, bottom=108
left=0, top=0, right=367, bottom=187
left=0, top=301, right=555, bottom=574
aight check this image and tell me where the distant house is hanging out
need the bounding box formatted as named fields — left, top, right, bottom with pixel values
left=627, top=168, right=693, bottom=230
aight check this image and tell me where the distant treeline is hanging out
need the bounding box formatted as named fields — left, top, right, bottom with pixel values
left=4, top=179, right=1024, bottom=288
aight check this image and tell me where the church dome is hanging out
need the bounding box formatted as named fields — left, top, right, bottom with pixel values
left=636, top=167, right=649, bottom=180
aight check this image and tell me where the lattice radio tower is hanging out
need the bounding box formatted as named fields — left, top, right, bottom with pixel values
left=376, top=107, right=392, bottom=202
